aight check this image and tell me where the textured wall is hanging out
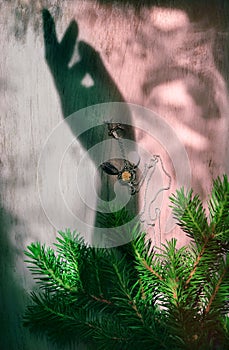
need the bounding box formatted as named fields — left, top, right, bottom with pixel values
left=0, top=1, right=228, bottom=349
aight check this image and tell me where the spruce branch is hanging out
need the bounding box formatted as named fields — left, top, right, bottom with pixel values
left=25, top=242, right=79, bottom=293
left=24, top=175, right=229, bottom=349
left=204, top=266, right=227, bottom=315
left=132, top=236, right=164, bottom=282
left=208, top=175, right=229, bottom=243
left=142, top=260, right=164, bottom=281
left=170, top=188, right=209, bottom=243
left=185, top=235, right=210, bottom=286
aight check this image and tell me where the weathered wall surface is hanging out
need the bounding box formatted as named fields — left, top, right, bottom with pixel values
left=0, top=1, right=228, bottom=349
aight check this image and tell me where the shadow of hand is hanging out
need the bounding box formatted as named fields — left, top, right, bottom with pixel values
left=42, top=9, right=124, bottom=118
left=42, top=9, right=137, bottom=226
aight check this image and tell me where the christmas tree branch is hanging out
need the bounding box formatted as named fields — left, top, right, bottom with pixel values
left=90, top=294, right=112, bottom=305
left=170, top=189, right=208, bottom=242
left=132, top=239, right=164, bottom=282
left=25, top=243, right=78, bottom=293
left=56, top=231, right=82, bottom=275
left=185, top=236, right=210, bottom=286
left=112, top=262, right=144, bottom=323
left=185, top=202, right=204, bottom=237
left=24, top=175, right=229, bottom=349
left=93, top=252, right=103, bottom=296
left=204, top=267, right=227, bottom=315
left=40, top=257, right=78, bottom=293
left=142, top=260, right=164, bottom=281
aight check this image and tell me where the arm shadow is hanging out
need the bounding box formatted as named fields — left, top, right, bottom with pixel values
left=42, top=9, right=138, bottom=236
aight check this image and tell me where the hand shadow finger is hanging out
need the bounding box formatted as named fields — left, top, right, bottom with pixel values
left=69, top=41, right=99, bottom=80
left=42, top=9, right=59, bottom=63
left=77, top=41, right=107, bottom=80
left=78, top=41, right=100, bottom=66
left=77, top=41, right=124, bottom=101
left=59, top=21, right=78, bottom=65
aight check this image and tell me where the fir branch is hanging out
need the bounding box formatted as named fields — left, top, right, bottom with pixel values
left=24, top=293, right=100, bottom=344
left=55, top=230, right=83, bottom=274
left=209, top=176, right=229, bottom=222
left=25, top=243, right=78, bottom=293
left=90, top=294, right=112, bottom=305
left=40, top=257, right=77, bottom=293
left=204, top=267, right=227, bottom=315
left=112, top=262, right=144, bottom=323
left=28, top=293, right=75, bottom=321
left=142, top=260, right=164, bottom=281
left=24, top=175, right=229, bottom=349
left=132, top=236, right=164, bottom=281
left=208, top=175, right=229, bottom=244
left=170, top=188, right=209, bottom=242
left=185, top=236, right=210, bottom=286
left=93, top=250, right=103, bottom=297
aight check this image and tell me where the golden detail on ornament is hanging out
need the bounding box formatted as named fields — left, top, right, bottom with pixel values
left=121, top=171, right=132, bottom=182
left=101, top=160, right=138, bottom=195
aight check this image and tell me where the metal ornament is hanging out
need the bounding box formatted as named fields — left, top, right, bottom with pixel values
left=117, top=159, right=140, bottom=195
left=101, top=162, right=119, bottom=175
left=102, top=121, right=142, bottom=195
left=101, top=159, right=140, bottom=195
left=107, top=123, right=125, bottom=139
left=102, top=120, right=172, bottom=239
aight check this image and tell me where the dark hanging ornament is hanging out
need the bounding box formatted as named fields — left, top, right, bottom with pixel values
left=101, top=162, right=119, bottom=175
left=101, top=159, right=139, bottom=195
left=107, top=123, right=125, bottom=139
left=102, top=121, right=141, bottom=195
